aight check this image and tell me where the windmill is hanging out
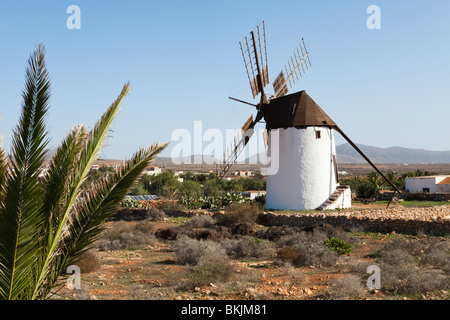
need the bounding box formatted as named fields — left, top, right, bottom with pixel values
left=219, top=21, right=400, bottom=210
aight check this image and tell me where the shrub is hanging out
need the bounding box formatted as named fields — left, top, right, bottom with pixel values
left=186, top=251, right=235, bottom=287
left=277, top=230, right=328, bottom=247
left=346, top=258, right=371, bottom=276
left=276, top=231, right=339, bottom=267
left=95, top=221, right=156, bottom=251
left=323, top=238, right=353, bottom=255
left=216, top=203, right=261, bottom=227
left=276, top=242, right=338, bottom=268
left=380, top=238, right=425, bottom=256
left=254, top=194, right=266, bottom=207
left=381, top=263, right=448, bottom=295
left=73, top=250, right=101, bottom=274
left=184, top=215, right=215, bottom=228
left=220, top=191, right=249, bottom=206
left=326, top=275, right=366, bottom=300
left=173, top=235, right=226, bottom=265
left=159, top=201, right=185, bottom=212
left=147, top=208, right=167, bottom=221
left=380, top=249, right=415, bottom=267
left=121, top=198, right=143, bottom=208
left=276, top=246, right=301, bottom=265
left=420, top=240, right=450, bottom=272
left=220, top=237, right=276, bottom=260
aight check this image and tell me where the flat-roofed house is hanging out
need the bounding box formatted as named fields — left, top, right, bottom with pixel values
left=405, top=176, right=450, bottom=193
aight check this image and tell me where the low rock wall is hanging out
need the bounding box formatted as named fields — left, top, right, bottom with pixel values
left=257, top=206, right=450, bottom=236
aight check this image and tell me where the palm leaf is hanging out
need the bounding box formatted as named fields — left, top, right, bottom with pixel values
left=0, top=44, right=50, bottom=300
left=31, top=84, right=131, bottom=299
left=35, top=143, right=167, bottom=298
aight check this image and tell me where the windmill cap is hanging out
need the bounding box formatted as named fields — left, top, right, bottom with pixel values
left=264, top=91, right=337, bottom=129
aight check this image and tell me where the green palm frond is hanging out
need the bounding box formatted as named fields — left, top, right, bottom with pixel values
left=67, top=143, right=167, bottom=260
left=0, top=44, right=50, bottom=300
left=0, top=44, right=167, bottom=300
left=35, top=143, right=167, bottom=298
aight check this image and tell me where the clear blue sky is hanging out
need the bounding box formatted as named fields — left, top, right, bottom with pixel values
left=1, top=0, right=449, bottom=160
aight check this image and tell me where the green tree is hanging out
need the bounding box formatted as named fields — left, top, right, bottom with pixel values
left=146, top=170, right=180, bottom=196
left=0, top=45, right=166, bottom=300
left=179, top=180, right=202, bottom=199
left=356, top=181, right=378, bottom=199
left=366, top=171, right=384, bottom=191
left=203, top=179, right=222, bottom=197
left=385, top=171, right=405, bottom=191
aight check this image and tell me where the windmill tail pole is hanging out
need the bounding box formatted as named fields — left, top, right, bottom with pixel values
left=228, top=97, right=258, bottom=107
left=334, top=126, right=402, bottom=206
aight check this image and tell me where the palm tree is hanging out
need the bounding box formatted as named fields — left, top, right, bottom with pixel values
left=0, top=44, right=167, bottom=300
left=365, top=171, right=385, bottom=191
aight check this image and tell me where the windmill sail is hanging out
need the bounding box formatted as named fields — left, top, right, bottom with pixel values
left=240, top=22, right=269, bottom=100
left=273, top=38, right=311, bottom=99
left=218, top=116, right=257, bottom=178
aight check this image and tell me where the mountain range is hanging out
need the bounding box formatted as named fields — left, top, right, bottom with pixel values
left=152, top=144, right=450, bottom=165
left=335, top=143, right=450, bottom=164
left=86, top=144, right=450, bottom=166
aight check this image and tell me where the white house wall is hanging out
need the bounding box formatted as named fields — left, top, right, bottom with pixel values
left=266, top=127, right=337, bottom=210
left=405, top=177, right=439, bottom=193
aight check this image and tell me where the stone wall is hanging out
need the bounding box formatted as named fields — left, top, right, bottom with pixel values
left=257, top=206, right=450, bottom=236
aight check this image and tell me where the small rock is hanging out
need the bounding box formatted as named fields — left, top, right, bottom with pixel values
left=243, top=288, right=258, bottom=299
left=302, top=288, right=313, bottom=295
left=194, top=287, right=201, bottom=292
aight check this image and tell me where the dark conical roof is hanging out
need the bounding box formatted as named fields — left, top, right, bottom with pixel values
left=264, top=91, right=337, bottom=129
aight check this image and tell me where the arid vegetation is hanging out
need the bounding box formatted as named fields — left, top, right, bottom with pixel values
left=56, top=202, right=449, bottom=301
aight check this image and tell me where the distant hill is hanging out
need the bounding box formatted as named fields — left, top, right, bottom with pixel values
left=336, top=143, right=450, bottom=164
left=83, top=144, right=450, bottom=167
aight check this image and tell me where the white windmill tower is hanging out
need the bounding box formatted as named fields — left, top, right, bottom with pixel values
left=219, top=22, right=400, bottom=211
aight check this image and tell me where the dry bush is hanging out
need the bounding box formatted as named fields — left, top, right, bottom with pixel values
left=73, top=250, right=101, bottom=274
left=375, top=238, right=449, bottom=295
left=326, top=275, right=366, bottom=300
left=216, top=203, right=261, bottom=227
left=379, top=238, right=425, bottom=256
left=277, top=230, right=328, bottom=247
left=173, top=235, right=226, bottom=265
left=381, top=263, right=448, bottom=295
left=220, top=237, right=276, bottom=260
left=147, top=208, right=167, bottom=221
left=276, top=231, right=339, bottom=268
left=185, top=251, right=235, bottom=288
left=95, top=221, right=156, bottom=251
left=184, top=215, right=215, bottom=228
left=346, top=258, right=371, bottom=276
left=420, top=240, right=450, bottom=272
left=276, top=242, right=338, bottom=268
left=380, top=249, right=415, bottom=267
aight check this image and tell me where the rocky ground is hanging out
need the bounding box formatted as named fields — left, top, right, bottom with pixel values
left=54, top=204, right=449, bottom=301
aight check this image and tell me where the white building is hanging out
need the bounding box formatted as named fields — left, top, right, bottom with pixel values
left=405, top=176, right=450, bottom=194
left=264, top=91, right=351, bottom=211
left=143, top=166, right=162, bottom=176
